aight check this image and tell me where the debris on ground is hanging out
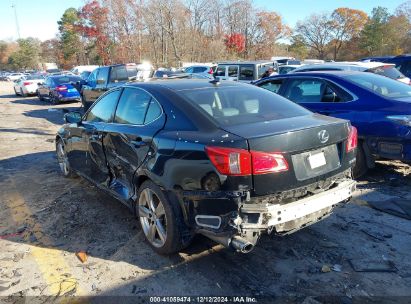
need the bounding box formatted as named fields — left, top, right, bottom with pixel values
left=75, top=251, right=88, bottom=263
left=321, top=265, right=331, bottom=273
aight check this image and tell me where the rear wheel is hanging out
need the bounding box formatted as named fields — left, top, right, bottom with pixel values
left=37, top=90, right=44, bottom=101
left=56, top=139, right=76, bottom=178
left=20, top=88, right=27, bottom=97
left=50, top=93, right=58, bottom=104
left=137, top=180, right=189, bottom=255
left=352, top=142, right=368, bottom=179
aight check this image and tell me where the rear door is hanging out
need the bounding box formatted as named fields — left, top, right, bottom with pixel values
left=104, top=87, right=165, bottom=199
left=281, top=77, right=354, bottom=119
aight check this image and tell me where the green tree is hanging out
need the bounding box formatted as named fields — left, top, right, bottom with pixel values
left=8, top=38, right=41, bottom=70
left=288, top=34, right=309, bottom=59
left=58, top=8, right=82, bottom=65
left=359, top=7, right=390, bottom=55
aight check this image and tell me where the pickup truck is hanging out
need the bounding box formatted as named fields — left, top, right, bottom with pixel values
left=81, top=64, right=138, bottom=109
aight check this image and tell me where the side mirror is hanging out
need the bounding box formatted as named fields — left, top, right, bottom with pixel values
left=64, top=112, right=82, bottom=124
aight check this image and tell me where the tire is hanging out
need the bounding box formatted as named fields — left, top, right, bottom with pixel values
left=352, top=142, right=368, bottom=179
left=37, top=91, right=44, bottom=101
left=14, top=87, right=18, bottom=96
left=50, top=93, right=58, bottom=105
left=137, top=180, right=189, bottom=255
left=20, top=88, right=27, bottom=97
left=56, top=139, right=76, bottom=178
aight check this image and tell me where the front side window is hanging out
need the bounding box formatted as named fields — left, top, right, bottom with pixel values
left=178, top=85, right=310, bottom=126
left=110, top=66, right=128, bottom=83
left=114, top=88, right=152, bottom=125
left=86, top=90, right=121, bottom=123
left=97, top=67, right=110, bottom=85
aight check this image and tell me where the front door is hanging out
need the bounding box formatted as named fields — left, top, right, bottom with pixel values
left=75, top=89, right=122, bottom=185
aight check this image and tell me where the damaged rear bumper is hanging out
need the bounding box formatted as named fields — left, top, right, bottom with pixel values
left=181, top=176, right=355, bottom=253
left=240, top=179, right=356, bottom=234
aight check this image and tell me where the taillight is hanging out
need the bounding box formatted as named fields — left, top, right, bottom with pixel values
left=23, top=81, right=32, bottom=86
left=205, top=146, right=288, bottom=176
left=346, top=126, right=358, bottom=153
left=251, top=151, right=288, bottom=174
left=208, top=68, right=214, bottom=74
left=205, top=146, right=251, bottom=175
left=56, top=85, right=67, bottom=91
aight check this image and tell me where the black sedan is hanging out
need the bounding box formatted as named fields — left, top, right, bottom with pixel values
left=56, top=80, right=357, bottom=254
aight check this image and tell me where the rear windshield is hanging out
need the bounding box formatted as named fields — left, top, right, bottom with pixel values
left=367, top=66, right=406, bottom=80
left=346, top=73, right=411, bottom=99
left=177, top=85, right=311, bottom=126
left=53, top=76, right=81, bottom=84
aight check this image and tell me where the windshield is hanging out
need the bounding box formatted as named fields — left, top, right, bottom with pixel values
left=367, top=66, right=406, bottom=80
left=177, top=85, right=311, bottom=126
left=346, top=73, right=411, bottom=99
left=25, top=74, right=44, bottom=80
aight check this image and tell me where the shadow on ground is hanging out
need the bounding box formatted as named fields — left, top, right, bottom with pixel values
left=0, top=151, right=410, bottom=298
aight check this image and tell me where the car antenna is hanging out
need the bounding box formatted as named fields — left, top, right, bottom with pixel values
left=209, top=79, right=220, bottom=85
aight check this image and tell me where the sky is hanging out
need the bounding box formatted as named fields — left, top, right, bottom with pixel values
left=0, top=0, right=407, bottom=41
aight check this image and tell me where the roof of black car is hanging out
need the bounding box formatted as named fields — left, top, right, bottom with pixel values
left=126, top=79, right=248, bottom=91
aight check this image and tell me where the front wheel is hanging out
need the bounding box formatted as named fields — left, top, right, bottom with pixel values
left=56, top=139, right=76, bottom=178
left=137, top=181, right=189, bottom=255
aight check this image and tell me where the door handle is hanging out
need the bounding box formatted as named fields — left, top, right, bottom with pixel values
left=131, top=137, right=146, bottom=147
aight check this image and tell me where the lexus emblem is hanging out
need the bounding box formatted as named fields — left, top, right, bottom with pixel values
left=318, top=130, right=330, bottom=144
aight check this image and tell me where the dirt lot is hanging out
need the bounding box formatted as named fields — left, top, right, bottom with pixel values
left=0, top=81, right=411, bottom=303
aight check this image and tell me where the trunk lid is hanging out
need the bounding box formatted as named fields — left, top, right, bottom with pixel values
left=222, top=114, right=351, bottom=195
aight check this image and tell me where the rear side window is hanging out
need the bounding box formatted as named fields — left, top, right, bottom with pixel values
left=86, top=89, right=121, bottom=123
left=177, top=85, right=310, bottom=126
left=228, top=66, right=238, bottom=77
left=239, top=65, right=254, bottom=81
left=114, top=88, right=151, bottom=125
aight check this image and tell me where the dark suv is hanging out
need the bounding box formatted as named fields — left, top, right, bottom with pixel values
left=81, top=64, right=138, bottom=109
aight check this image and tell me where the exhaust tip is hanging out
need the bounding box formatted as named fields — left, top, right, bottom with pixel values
left=231, top=236, right=254, bottom=254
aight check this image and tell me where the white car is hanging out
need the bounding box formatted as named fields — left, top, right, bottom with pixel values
left=7, top=73, right=25, bottom=81
left=291, top=61, right=411, bottom=84
left=183, top=65, right=216, bottom=79
left=13, top=75, right=45, bottom=97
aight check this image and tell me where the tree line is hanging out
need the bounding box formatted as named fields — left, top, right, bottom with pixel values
left=0, top=0, right=410, bottom=70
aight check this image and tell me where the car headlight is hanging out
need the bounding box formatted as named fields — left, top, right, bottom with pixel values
left=387, top=115, right=411, bottom=126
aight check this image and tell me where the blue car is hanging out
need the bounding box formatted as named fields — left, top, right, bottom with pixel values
left=253, top=71, right=411, bottom=176
left=37, top=75, right=82, bottom=104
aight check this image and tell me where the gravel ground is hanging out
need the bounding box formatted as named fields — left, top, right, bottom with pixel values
left=0, top=81, right=410, bottom=303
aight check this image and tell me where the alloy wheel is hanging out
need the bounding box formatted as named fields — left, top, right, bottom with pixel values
left=138, top=188, right=167, bottom=248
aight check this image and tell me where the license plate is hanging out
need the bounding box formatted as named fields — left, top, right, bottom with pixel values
left=68, top=88, right=77, bottom=93
left=308, top=152, right=326, bottom=169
